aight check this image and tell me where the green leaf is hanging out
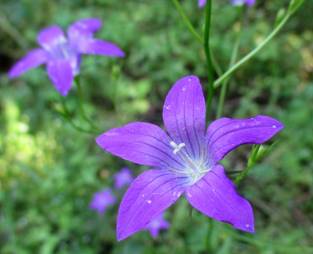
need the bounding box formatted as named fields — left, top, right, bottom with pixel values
left=288, top=0, right=305, bottom=14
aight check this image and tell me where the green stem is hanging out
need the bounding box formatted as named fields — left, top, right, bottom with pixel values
left=216, top=9, right=244, bottom=118
left=204, top=0, right=215, bottom=115
left=75, top=77, right=100, bottom=131
left=235, top=145, right=261, bottom=184
left=213, top=12, right=293, bottom=89
left=205, top=219, right=214, bottom=252
left=60, top=97, right=97, bottom=134
left=171, top=0, right=203, bottom=43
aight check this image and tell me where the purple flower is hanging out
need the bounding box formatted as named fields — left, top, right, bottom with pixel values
left=231, top=0, right=256, bottom=6
left=89, top=188, right=116, bottom=215
left=8, top=18, right=125, bottom=96
left=96, top=75, right=283, bottom=241
left=198, top=0, right=207, bottom=8
left=146, top=213, right=170, bottom=238
left=114, top=167, right=134, bottom=189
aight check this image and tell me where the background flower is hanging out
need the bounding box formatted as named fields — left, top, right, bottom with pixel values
left=8, top=18, right=124, bottom=96
left=114, top=167, right=134, bottom=190
left=89, top=188, right=116, bottom=215
left=146, top=213, right=170, bottom=238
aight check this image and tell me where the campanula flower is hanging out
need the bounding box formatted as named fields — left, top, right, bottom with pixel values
left=9, top=18, right=125, bottom=96
left=114, top=167, right=134, bottom=190
left=89, top=188, right=116, bottom=215
left=146, top=213, right=170, bottom=238
left=96, top=75, right=283, bottom=240
left=231, top=0, right=256, bottom=6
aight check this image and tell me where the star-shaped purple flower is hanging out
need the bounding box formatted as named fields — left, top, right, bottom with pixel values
left=114, top=167, right=134, bottom=190
left=198, top=0, right=255, bottom=7
left=8, top=18, right=125, bottom=96
left=89, top=188, right=116, bottom=215
left=146, top=213, right=170, bottom=238
left=96, top=75, right=283, bottom=241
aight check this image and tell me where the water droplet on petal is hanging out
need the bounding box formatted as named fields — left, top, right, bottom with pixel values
left=146, top=199, right=152, bottom=204
left=182, top=86, right=186, bottom=92
left=245, top=224, right=250, bottom=228
left=272, top=125, right=277, bottom=128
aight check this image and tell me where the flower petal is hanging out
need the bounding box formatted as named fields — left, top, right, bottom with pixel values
left=47, top=60, right=73, bottom=96
left=206, top=115, right=283, bottom=163
left=96, top=122, right=184, bottom=169
left=198, top=0, right=207, bottom=7
left=68, top=18, right=102, bottom=40
left=37, top=25, right=66, bottom=50
left=117, top=170, right=185, bottom=241
left=163, top=75, right=206, bottom=159
left=8, top=49, right=47, bottom=78
left=186, top=165, right=254, bottom=232
left=77, top=39, right=125, bottom=57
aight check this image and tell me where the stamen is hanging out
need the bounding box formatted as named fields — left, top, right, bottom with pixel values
left=170, top=141, right=186, bottom=154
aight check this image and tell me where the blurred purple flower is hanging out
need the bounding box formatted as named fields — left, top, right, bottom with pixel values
left=146, top=213, right=170, bottom=238
left=89, top=188, right=116, bottom=215
left=199, top=0, right=255, bottom=7
left=97, top=75, right=283, bottom=240
left=231, top=0, right=256, bottom=6
left=114, top=167, right=134, bottom=190
left=9, top=18, right=125, bottom=96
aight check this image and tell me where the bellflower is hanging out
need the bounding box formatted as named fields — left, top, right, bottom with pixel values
left=8, top=18, right=125, bottom=96
left=114, top=167, right=134, bottom=190
left=146, top=213, right=170, bottom=238
left=96, top=75, right=283, bottom=240
left=89, top=188, right=116, bottom=215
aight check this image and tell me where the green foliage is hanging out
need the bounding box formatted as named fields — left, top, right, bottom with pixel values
left=0, top=0, right=312, bottom=253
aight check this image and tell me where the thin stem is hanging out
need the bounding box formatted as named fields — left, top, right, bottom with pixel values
left=75, top=77, right=100, bottom=131
left=205, top=219, right=214, bottom=252
left=204, top=0, right=215, bottom=115
left=171, top=0, right=203, bottom=43
left=216, top=9, right=244, bottom=118
left=60, top=97, right=97, bottom=134
left=235, top=145, right=261, bottom=184
left=213, top=12, right=293, bottom=88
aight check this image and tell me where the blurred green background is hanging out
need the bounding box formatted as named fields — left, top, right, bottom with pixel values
left=0, top=0, right=312, bottom=253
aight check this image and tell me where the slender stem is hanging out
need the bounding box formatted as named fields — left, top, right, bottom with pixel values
left=213, top=12, right=292, bottom=88
left=235, top=145, right=261, bottom=184
left=75, top=77, right=100, bottom=131
left=204, top=0, right=215, bottom=115
left=171, top=0, right=203, bottom=43
left=205, top=219, right=214, bottom=252
left=60, top=97, right=97, bottom=134
left=216, top=9, right=244, bottom=118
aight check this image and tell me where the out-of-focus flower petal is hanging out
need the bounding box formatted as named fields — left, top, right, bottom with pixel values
left=89, top=188, right=116, bottom=214
left=146, top=213, right=170, bottom=238
left=163, top=75, right=206, bottom=160
left=198, top=0, right=207, bottom=7
left=8, top=49, right=47, bottom=78
left=96, top=122, right=184, bottom=169
left=206, top=115, right=283, bottom=163
left=37, top=25, right=66, bottom=50
left=68, top=18, right=102, bottom=41
left=47, top=59, right=73, bottom=96
left=186, top=165, right=254, bottom=232
left=114, top=168, right=134, bottom=190
left=117, top=170, right=185, bottom=241
left=77, top=39, right=125, bottom=57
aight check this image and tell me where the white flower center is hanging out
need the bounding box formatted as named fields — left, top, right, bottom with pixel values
left=169, top=141, right=211, bottom=185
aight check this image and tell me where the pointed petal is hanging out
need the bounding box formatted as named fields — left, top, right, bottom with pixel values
left=96, top=122, right=184, bottom=169
left=68, top=18, right=102, bottom=40
left=206, top=115, right=283, bottom=163
left=8, top=49, right=47, bottom=78
left=186, top=165, right=254, bottom=232
left=117, top=170, right=185, bottom=241
left=77, top=38, right=125, bottom=57
left=37, top=25, right=66, bottom=50
left=47, top=60, right=73, bottom=96
left=163, top=75, right=206, bottom=160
